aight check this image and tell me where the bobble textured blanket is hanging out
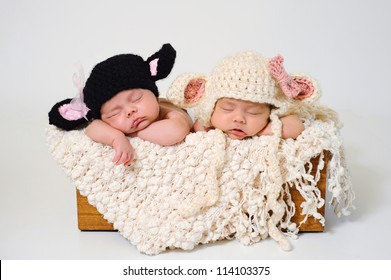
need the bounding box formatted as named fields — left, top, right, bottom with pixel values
left=46, top=110, right=354, bottom=255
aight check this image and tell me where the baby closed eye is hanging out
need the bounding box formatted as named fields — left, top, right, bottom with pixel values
left=107, top=110, right=121, bottom=118
left=221, top=107, right=234, bottom=112
left=129, top=93, right=143, bottom=103
left=246, top=111, right=264, bottom=115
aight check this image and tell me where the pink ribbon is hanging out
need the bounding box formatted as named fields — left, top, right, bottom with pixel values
left=58, top=66, right=90, bottom=121
left=268, top=55, right=302, bottom=99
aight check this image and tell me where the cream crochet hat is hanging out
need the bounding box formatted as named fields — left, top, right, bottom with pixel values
left=167, top=51, right=320, bottom=132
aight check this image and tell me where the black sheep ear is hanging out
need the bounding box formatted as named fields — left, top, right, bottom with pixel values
left=48, top=98, right=90, bottom=131
left=147, top=43, right=176, bottom=81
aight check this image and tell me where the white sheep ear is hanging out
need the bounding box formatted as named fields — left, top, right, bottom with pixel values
left=184, top=78, right=206, bottom=105
left=166, top=73, right=208, bottom=108
left=290, top=74, right=321, bottom=104
left=268, top=55, right=321, bottom=103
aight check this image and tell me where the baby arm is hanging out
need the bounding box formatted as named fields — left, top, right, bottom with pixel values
left=258, top=115, right=305, bottom=139
left=193, top=119, right=210, bottom=132
left=85, top=120, right=134, bottom=165
left=130, top=111, right=192, bottom=146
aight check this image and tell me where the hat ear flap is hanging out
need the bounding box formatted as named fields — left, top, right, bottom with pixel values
left=147, top=43, right=176, bottom=81
left=48, top=98, right=90, bottom=131
left=166, top=73, right=207, bottom=108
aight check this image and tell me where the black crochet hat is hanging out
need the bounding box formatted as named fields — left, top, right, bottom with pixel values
left=49, top=43, right=176, bottom=131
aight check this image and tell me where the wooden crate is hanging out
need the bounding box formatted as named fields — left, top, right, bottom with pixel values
left=76, top=152, right=329, bottom=232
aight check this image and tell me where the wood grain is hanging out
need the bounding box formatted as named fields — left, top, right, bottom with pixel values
left=76, top=190, right=114, bottom=230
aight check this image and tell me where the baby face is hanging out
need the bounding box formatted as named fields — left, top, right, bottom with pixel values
left=210, top=98, right=271, bottom=140
left=100, top=89, right=160, bottom=134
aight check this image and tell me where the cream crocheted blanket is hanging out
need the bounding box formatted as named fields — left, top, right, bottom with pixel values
left=46, top=109, right=354, bottom=255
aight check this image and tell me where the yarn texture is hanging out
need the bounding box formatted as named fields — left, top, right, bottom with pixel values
left=46, top=107, right=354, bottom=255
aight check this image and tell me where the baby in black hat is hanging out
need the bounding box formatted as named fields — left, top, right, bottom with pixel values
left=49, top=44, right=193, bottom=165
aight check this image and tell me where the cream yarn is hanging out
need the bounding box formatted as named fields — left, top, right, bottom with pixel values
left=46, top=112, right=354, bottom=255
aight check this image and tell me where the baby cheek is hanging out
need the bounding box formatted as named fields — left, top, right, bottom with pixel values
left=210, top=116, right=222, bottom=130
left=108, top=116, right=126, bottom=130
left=211, top=111, right=224, bottom=125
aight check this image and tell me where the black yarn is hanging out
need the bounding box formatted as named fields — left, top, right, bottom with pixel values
left=48, top=99, right=91, bottom=131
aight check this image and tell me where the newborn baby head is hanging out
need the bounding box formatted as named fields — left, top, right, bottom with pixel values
left=167, top=51, right=320, bottom=138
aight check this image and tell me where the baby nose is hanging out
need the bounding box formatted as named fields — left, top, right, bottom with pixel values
left=126, top=106, right=137, bottom=116
left=233, top=112, right=246, bottom=123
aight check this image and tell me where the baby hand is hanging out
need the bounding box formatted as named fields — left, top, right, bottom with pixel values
left=193, top=119, right=210, bottom=132
left=111, top=135, right=135, bottom=166
left=257, top=122, right=272, bottom=136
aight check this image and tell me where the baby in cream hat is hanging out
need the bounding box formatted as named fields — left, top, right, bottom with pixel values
left=166, top=51, right=320, bottom=250
left=167, top=51, right=319, bottom=140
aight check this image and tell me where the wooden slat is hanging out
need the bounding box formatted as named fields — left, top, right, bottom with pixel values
left=288, top=152, right=329, bottom=232
left=76, top=190, right=114, bottom=231
left=76, top=152, right=329, bottom=232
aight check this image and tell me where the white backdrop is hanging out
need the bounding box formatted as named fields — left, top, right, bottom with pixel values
left=1, top=0, right=391, bottom=260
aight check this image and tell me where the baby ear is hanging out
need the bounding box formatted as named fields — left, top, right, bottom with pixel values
left=147, top=43, right=176, bottom=81
left=166, top=73, right=208, bottom=108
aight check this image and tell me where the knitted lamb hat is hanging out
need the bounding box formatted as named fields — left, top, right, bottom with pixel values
left=166, top=51, right=320, bottom=133
left=49, top=43, right=176, bottom=131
